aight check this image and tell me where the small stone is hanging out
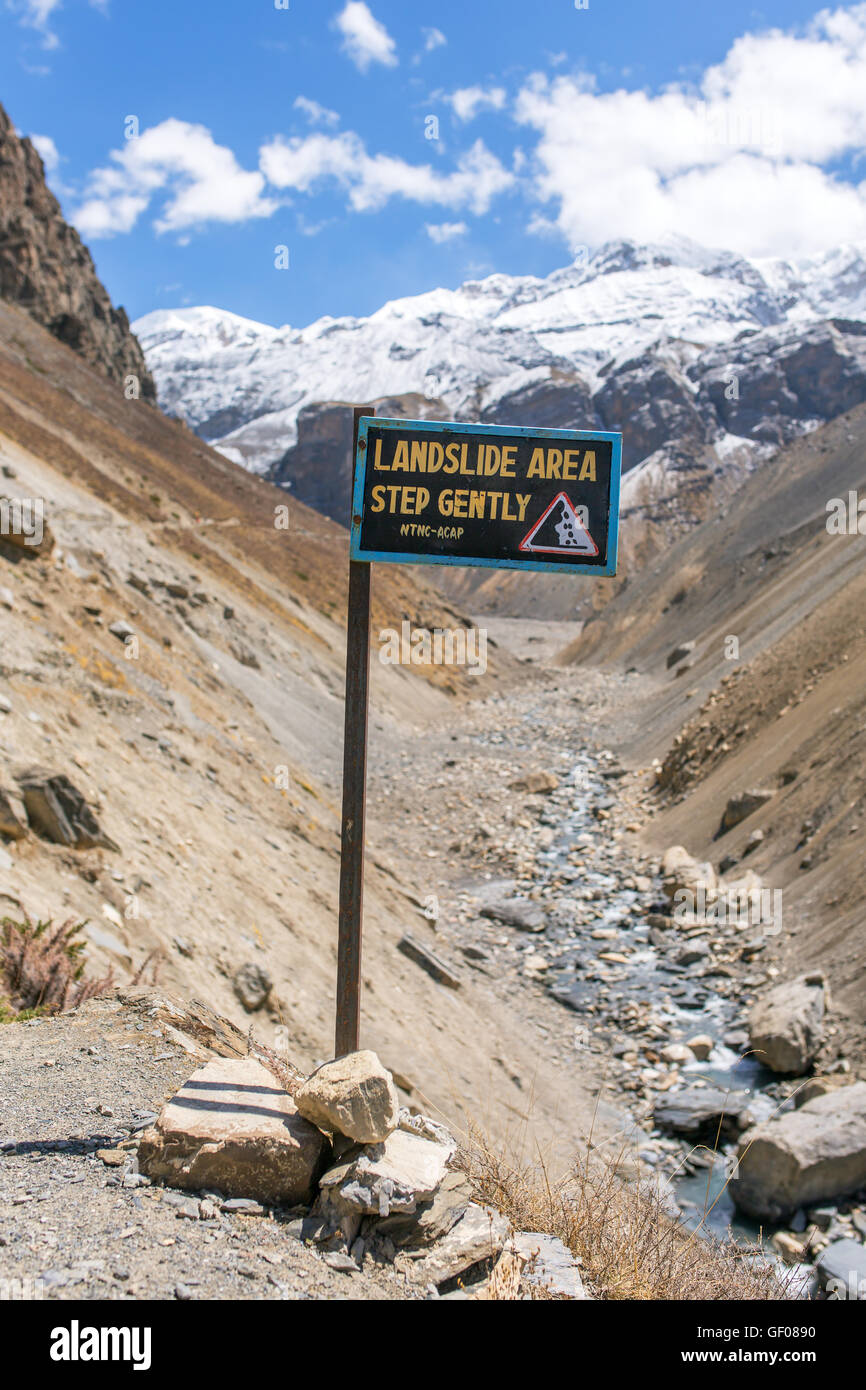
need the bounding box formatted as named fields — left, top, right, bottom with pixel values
left=772, top=1231, right=805, bottom=1263
left=666, top=642, right=695, bottom=670
left=661, top=846, right=716, bottom=901
left=686, top=1034, right=714, bottom=1061
left=480, top=898, right=545, bottom=933
left=719, top=789, right=774, bottom=835
left=174, top=1196, right=203, bottom=1219
left=511, top=1231, right=590, bottom=1299
left=16, top=768, right=119, bottom=851
left=677, top=942, right=710, bottom=966
left=232, top=962, right=272, bottom=1012
left=0, top=788, right=26, bottom=839
left=322, top=1250, right=358, bottom=1273
left=806, top=1206, right=837, bottom=1231
left=397, top=935, right=462, bottom=989
left=96, top=1149, right=127, bottom=1167
left=507, top=772, right=559, bottom=795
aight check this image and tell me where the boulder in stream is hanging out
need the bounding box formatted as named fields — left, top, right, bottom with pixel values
left=730, top=1081, right=866, bottom=1221
left=747, top=973, right=827, bottom=1074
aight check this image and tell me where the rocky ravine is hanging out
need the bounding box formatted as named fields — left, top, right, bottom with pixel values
left=3, top=620, right=865, bottom=1299
left=361, top=618, right=866, bottom=1294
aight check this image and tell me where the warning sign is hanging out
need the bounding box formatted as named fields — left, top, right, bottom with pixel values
left=519, top=492, right=599, bottom=556
left=350, top=419, right=621, bottom=576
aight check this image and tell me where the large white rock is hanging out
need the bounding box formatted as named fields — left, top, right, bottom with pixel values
left=138, top=1057, right=327, bottom=1205
left=730, top=1081, right=866, bottom=1221
left=319, top=1127, right=454, bottom=1218
left=411, top=1203, right=510, bottom=1286
left=661, top=846, right=716, bottom=902
left=748, top=973, right=827, bottom=1074
left=295, top=1050, right=399, bottom=1143
left=511, top=1232, right=590, bottom=1299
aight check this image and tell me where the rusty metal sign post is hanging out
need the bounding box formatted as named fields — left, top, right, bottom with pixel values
left=334, top=412, right=622, bottom=1056
left=335, top=405, right=376, bottom=1056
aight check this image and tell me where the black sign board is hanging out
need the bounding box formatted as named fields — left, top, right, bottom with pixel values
left=350, top=417, right=622, bottom=575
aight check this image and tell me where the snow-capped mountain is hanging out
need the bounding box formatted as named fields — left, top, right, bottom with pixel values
left=134, top=234, right=866, bottom=537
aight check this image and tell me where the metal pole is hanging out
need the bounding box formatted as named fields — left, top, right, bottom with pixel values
left=335, top=405, right=375, bottom=1057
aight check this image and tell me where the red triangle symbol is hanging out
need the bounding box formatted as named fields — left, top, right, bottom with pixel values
left=518, top=491, right=599, bottom=556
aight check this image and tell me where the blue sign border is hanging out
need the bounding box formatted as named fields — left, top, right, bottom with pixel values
left=349, top=417, right=622, bottom=576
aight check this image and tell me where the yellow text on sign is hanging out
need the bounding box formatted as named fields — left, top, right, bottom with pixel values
left=369, top=485, right=531, bottom=521
left=526, top=448, right=596, bottom=482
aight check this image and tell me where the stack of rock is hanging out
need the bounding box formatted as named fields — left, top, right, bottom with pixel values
left=138, top=1049, right=588, bottom=1299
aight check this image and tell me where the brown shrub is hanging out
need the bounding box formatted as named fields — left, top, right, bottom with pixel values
left=0, top=915, right=114, bottom=1019
left=464, top=1125, right=795, bottom=1301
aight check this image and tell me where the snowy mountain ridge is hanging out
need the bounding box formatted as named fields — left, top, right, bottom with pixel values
left=134, top=234, right=866, bottom=475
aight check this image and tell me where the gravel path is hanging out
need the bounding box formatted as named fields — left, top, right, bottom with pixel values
left=0, top=995, right=419, bottom=1301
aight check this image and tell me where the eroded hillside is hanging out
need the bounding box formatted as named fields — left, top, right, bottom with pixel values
left=561, top=402, right=866, bottom=1058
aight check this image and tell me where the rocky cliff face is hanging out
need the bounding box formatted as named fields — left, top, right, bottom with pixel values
left=0, top=101, right=155, bottom=401
left=270, top=393, right=449, bottom=524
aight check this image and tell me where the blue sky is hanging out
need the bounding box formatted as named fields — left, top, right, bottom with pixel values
left=3, top=0, right=866, bottom=328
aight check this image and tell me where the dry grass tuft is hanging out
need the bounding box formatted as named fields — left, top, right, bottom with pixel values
left=463, top=1124, right=793, bottom=1301
left=0, top=915, right=114, bottom=1020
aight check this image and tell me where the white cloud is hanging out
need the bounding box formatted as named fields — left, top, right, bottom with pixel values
left=30, top=133, right=60, bottom=172
left=260, top=131, right=513, bottom=215
left=423, top=27, right=447, bottom=53
left=333, top=2, right=397, bottom=73
left=293, top=96, right=340, bottom=129
left=72, top=119, right=278, bottom=238
left=447, top=86, right=507, bottom=123
left=12, top=0, right=62, bottom=47
left=11, top=0, right=107, bottom=49
left=515, top=4, right=866, bottom=257
left=426, top=221, right=468, bottom=243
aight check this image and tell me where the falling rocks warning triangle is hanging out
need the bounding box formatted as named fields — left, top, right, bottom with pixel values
left=518, top=491, right=599, bottom=556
